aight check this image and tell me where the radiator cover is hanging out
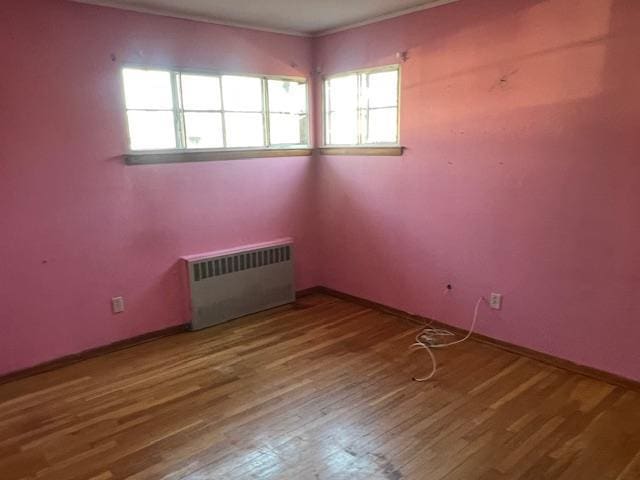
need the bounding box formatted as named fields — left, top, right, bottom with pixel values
left=183, top=240, right=295, bottom=331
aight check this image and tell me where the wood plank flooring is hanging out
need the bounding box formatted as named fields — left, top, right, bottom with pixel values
left=1, top=293, right=639, bottom=479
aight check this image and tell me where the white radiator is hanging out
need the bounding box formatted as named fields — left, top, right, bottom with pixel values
left=182, top=239, right=295, bottom=330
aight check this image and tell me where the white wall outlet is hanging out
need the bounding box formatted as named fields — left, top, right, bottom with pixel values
left=111, top=296, right=125, bottom=314
left=489, top=293, right=503, bottom=310
left=489, top=293, right=502, bottom=310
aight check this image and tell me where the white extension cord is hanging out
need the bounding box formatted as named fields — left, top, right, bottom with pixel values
left=411, top=296, right=487, bottom=382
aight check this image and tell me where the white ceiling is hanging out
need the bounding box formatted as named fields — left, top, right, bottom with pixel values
left=72, top=0, right=460, bottom=36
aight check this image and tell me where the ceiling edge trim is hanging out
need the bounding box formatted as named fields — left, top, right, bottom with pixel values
left=68, top=0, right=311, bottom=37
left=69, top=0, right=463, bottom=38
left=312, top=0, right=462, bottom=36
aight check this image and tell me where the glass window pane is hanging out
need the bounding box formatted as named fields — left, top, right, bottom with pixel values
left=270, top=114, right=306, bottom=145
left=268, top=80, right=307, bottom=114
left=184, top=112, right=223, bottom=148
left=328, top=111, right=357, bottom=145
left=366, top=70, right=399, bottom=108
left=367, top=107, right=398, bottom=143
left=225, top=112, right=264, bottom=147
left=127, top=111, right=176, bottom=150
left=181, top=74, right=221, bottom=111
left=222, top=76, right=263, bottom=112
left=122, top=68, right=173, bottom=110
left=327, top=75, right=358, bottom=112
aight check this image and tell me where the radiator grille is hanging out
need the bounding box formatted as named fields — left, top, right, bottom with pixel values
left=193, top=245, right=291, bottom=282
left=184, top=241, right=295, bottom=331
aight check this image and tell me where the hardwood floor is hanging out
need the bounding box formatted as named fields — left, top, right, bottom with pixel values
left=1, top=293, right=639, bottom=479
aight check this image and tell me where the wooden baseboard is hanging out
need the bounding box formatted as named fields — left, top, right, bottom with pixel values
left=295, top=286, right=323, bottom=298
left=3, top=286, right=638, bottom=392
left=1, top=288, right=320, bottom=385
left=0, top=324, right=188, bottom=386
left=317, top=286, right=640, bottom=392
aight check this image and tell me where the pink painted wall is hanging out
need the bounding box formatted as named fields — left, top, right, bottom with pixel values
left=314, top=0, right=640, bottom=381
left=0, top=0, right=317, bottom=375
left=2, top=0, right=639, bottom=382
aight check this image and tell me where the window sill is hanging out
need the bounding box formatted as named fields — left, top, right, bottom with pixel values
left=124, top=147, right=313, bottom=165
left=317, top=146, right=404, bottom=156
left=123, top=145, right=404, bottom=165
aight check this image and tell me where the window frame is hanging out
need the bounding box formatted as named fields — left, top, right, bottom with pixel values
left=322, top=64, right=401, bottom=148
left=121, top=64, right=311, bottom=154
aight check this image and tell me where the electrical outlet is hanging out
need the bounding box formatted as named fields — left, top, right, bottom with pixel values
left=111, top=296, right=125, bottom=314
left=489, top=293, right=502, bottom=310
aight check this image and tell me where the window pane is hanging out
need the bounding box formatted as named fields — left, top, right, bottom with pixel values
left=222, top=76, right=263, bottom=112
left=184, top=112, right=223, bottom=148
left=327, top=75, right=358, bottom=112
left=122, top=68, right=173, bottom=110
left=225, top=112, right=264, bottom=147
left=181, top=74, right=221, bottom=111
left=270, top=114, right=306, bottom=145
left=328, top=111, right=357, bottom=145
left=367, top=107, right=398, bottom=143
left=127, top=111, right=176, bottom=150
left=268, top=80, right=306, bottom=113
left=366, top=70, right=399, bottom=108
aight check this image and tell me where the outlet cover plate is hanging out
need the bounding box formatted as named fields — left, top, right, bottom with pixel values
left=111, top=296, right=125, bottom=314
left=489, top=293, right=502, bottom=310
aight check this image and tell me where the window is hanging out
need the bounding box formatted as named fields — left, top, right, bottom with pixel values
left=323, top=66, right=399, bottom=146
left=122, top=67, right=309, bottom=151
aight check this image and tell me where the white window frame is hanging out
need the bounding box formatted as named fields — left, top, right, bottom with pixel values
left=122, top=65, right=311, bottom=153
left=322, top=64, right=400, bottom=147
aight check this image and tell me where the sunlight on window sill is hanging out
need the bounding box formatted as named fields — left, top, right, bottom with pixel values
left=317, top=146, right=404, bottom=156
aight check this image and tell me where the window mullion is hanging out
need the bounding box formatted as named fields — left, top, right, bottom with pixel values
left=357, top=73, right=365, bottom=145
left=262, top=78, right=270, bottom=147
left=325, top=79, right=331, bottom=145
left=357, top=74, right=361, bottom=145
left=171, top=72, right=186, bottom=149
left=364, top=73, right=370, bottom=145
left=218, top=76, right=228, bottom=148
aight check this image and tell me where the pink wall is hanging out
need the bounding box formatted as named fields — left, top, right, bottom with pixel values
left=2, top=0, right=639, bottom=382
left=314, top=0, right=640, bottom=381
left=0, top=0, right=317, bottom=375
